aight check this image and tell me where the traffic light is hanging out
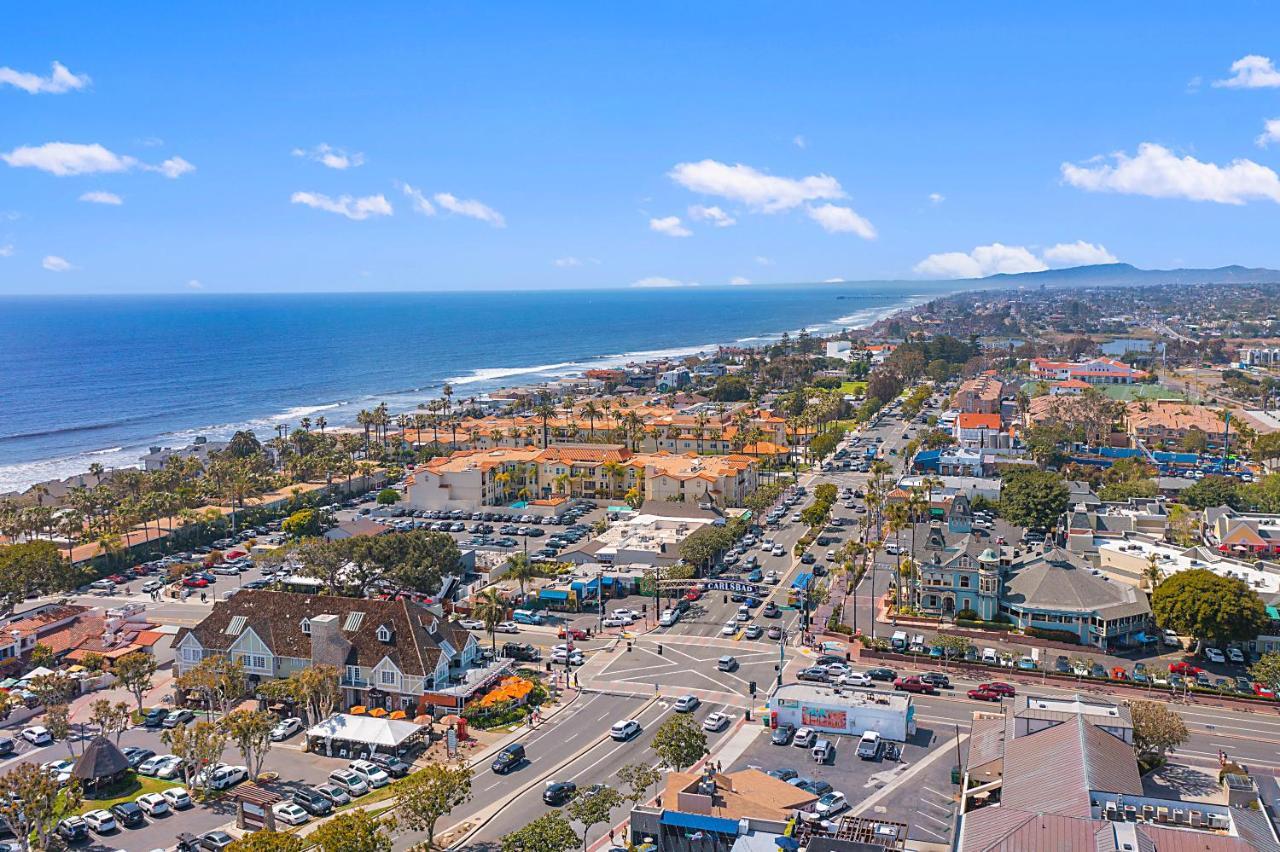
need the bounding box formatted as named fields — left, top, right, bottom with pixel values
left=749, top=681, right=757, bottom=697
left=657, top=644, right=663, bottom=655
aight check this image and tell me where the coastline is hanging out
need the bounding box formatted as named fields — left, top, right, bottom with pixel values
left=0, top=285, right=947, bottom=495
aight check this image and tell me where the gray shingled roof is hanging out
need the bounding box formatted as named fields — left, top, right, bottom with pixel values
left=1002, top=547, right=1150, bottom=618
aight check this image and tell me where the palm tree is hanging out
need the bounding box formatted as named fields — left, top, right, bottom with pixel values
left=581, top=401, right=602, bottom=441
left=315, top=416, right=327, bottom=434
left=1143, top=552, right=1163, bottom=592
left=533, top=398, right=558, bottom=448
left=905, top=487, right=927, bottom=564
left=885, top=503, right=909, bottom=615
left=473, top=587, right=507, bottom=653
left=505, top=552, right=539, bottom=601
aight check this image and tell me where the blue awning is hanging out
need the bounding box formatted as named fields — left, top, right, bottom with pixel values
left=601, top=576, right=614, bottom=585
left=539, top=589, right=570, bottom=601
left=791, top=572, right=812, bottom=590
left=660, top=810, right=740, bottom=835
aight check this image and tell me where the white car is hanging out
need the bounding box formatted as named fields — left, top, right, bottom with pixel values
left=1228, top=647, right=1246, bottom=664
left=883, top=543, right=902, bottom=555
left=272, top=801, right=311, bottom=826
left=823, top=663, right=850, bottom=679
left=348, top=759, right=390, bottom=789
left=772, top=546, right=785, bottom=557
left=495, top=621, right=520, bottom=633
left=815, top=791, right=848, bottom=816
left=155, top=756, right=187, bottom=780
left=198, top=763, right=248, bottom=790
left=613, top=609, right=639, bottom=621
left=41, top=759, right=74, bottom=785
left=836, top=671, right=873, bottom=687
left=721, top=621, right=739, bottom=636
left=1204, top=648, right=1226, bottom=664
left=602, top=615, right=630, bottom=627
left=21, top=726, right=52, bottom=745
left=141, top=579, right=164, bottom=593
left=551, top=649, right=585, bottom=665
left=792, top=727, right=816, bottom=748
left=765, top=571, right=780, bottom=585
left=456, top=618, right=485, bottom=630
left=83, top=810, right=117, bottom=833
left=674, top=695, right=700, bottom=713
left=136, top=792, right=170, bottom=816
left=703, top=712, right=731, bottom=732
left=610, top=719, right=642, bottom=741
left=270, top=717, right=303, bottom=741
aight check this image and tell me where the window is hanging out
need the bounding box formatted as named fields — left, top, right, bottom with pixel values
left=376, top=625, right=392, bottom=643
left=182, top=647, right=201, bottom=663
left=381, top=669, right=397, bottom=686
left=300, top=619, right=310, bottom=635
left=959, top=576, right=971, bottom=589
left=345, top=666, right=366, bottom=686
left=247, top=654, right=267, bottom=670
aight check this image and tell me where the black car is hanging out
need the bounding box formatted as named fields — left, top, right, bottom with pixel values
left=0, top=737, right=14, bottom=757
left=492, top=743, right=526, bottom=774
left=797, top=780, right=833, bottom=797
left=367, top=753, right=411, bottom=778
left=543, top=780, right=577, bottom=805
left=292, top=787, right=334, bottom=817
left=143, top=707, right=168, bottom=727
left=502, top=642, right=541, bottom=662
left=123, top=746, right=156, bottom=768
left=110, top=801, right=146, bottom=828
left=920, top=672, right=951, bottom=690
left=866, top=667, right=897, bottom=682
left=771, top=724, right=795, bottom=745
left=1054, top=656, right=1071, bottom=673
left=767, top=767, right=798, bottom=781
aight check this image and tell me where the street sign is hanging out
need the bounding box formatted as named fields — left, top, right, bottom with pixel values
left=703, top=580, right=765, bottom=594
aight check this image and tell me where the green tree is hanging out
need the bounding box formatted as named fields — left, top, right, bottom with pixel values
left=395, top=761, right=473, bottom=850
left=999, top=469, right=1069, bottom=530
left=282, top=508, right=321, bottom=538
left=162, top=719, right=227, bottom=795
left=567, top=785, right=625, bottom=851
left=616, top=762, right=662, bottom=803
left=1249, top=651, right=1280, bottom=690
left=651, top=713, right=707, bottom=771
left=709, top=375, right=750, bottom=402
left=473, top=587, right=507, bottom=653
left=228, top=833, right=307, bottom=852
left=310, top=809, right=395, bottom=852
left=1180, top=475, right=1244, bottom=511
left=377, top=487, right=401, bottom=505
left=224, top=708, right=276, bottom=781
left=114, top=651, right=159, bottom=711
left=1151, top=569, right=1269, bottom=648
left=1180, top=428, right=1209, bottom=454
left=0, top=761, right=82, bottom=850
left=504, top=551, right=539, bottom=600
left=28, top=643, right=55, bottom=670
left=1129, top=700, right=1189, bottom=764
left=503, top=811, right=579, bottom=852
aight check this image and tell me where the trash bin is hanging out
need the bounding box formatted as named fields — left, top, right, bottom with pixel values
left=951, top=766, right=962, bottom=785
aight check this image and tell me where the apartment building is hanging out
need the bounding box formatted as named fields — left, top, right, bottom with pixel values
left=1030, top=356, right=1148, bottom=385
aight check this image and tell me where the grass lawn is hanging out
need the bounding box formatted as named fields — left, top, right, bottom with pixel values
left=71, top=773, right=180, bottom=814
left=839, top=381, right=868, bottom=395
left=1099, top=384, right=1186, bottom=401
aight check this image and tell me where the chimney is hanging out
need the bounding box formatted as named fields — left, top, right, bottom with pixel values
left=309, top=613, right=351, bottom=668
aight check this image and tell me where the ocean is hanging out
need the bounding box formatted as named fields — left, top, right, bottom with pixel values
left=0, top=281, right=963, bottom=493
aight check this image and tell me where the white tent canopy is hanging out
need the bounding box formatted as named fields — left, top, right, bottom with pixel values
left=306, top=713, right=423, bottom=748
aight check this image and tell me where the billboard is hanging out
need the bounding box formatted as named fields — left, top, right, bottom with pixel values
left=801, top=705, right=848, bottom=730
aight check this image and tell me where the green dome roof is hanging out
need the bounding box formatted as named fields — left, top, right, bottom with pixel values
left=978, top=547, right=999, bottom=563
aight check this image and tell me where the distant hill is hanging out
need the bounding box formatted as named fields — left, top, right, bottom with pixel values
left=979, top=262, right=1280, bottom=288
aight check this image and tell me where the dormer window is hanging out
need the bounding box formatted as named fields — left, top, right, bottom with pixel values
left=376, top=625, right=392, bottom=643
left=300, top=619, right=311, bottom=635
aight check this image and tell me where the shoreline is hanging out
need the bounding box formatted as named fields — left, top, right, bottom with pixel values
left=0, top=288, right=944, bottom=495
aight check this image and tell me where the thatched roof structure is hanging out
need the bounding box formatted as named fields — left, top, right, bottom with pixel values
left=72, top=736, right=130, bottom=784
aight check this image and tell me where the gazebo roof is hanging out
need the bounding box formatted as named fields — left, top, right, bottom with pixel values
left=73, top=735, right=130, bottom=780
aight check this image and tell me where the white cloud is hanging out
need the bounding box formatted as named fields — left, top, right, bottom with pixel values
left=148, top=156, right=195, bottom=179
left=186, top=279, right=203, bottom=290
left=78, top=190, right=122, bottom=205
left=688, top=204, right=736, bottom=227
left=1258, top=119, right=1280, bottom=148
left=397, top=182, right=436, bottom=216
left=631, top=276, right=685, bottom=288
left=929, top=192, right=945, bottom=205
left=0, top=61, right=90, bottom=94
left=649, top=215, right=691, bottom=237
left=729, top=276, right=751, bottom=286
left=42, top=255, right=74, bottom=272
left=1042, top=240, right=1118, bottom=267
left=668, top=159, right=845, bottom=213
left=793, top=134, right=807, bottom=149
left=290, top=191, right=393, bottom=220
left=1, top=142, right=193, bottom=178
left=0, top=244, right=13, bottom=257
left=914, top=243, right=1048, bottom=279
left=806, top=203, right=877, bottom=239
left=1061, top=142, right=1280, bottom=205
left=1213, top=55, right=1280, bottom=89
left=755, top=256, right=774, bottom=266
left=292, top=143, right=365, bottom=170
left=553, top=256, right=582, bottom=268
left=433, top=192, right=505, bottom=227
left=823, top=277, right=845, bottom=283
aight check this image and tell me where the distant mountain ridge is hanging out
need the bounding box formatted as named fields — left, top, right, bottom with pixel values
left=978, top=262, right=1280, bottom=288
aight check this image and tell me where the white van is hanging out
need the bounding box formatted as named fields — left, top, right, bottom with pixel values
left=658, top=609, right=679, bottom=627
left=811, top=739, right=834, bottom=764
left=981, top=647, right=998, bottom=664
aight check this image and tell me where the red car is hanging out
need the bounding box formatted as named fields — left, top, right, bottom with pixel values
left=1254, top=683, right=1276, bottom=699
left=684, top=590, right=701, bottom=601
left=182, top=576, right=209, bottom=588
left=967, top=688, right=1002, bottom=702
left=558, top=627, right=587, bottom=641
left=106, top=574, right=128, bottom=584
left=893, top=676, right=937, bottom=695
left=1169, top=662, right=1203, bottom=676
left=1111, top=667, right=1129, bottom=681
left=980, top=682, right=1016, bottom=697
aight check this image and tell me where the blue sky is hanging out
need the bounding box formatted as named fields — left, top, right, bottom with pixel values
left=5, top=3, right=1280, bottom=293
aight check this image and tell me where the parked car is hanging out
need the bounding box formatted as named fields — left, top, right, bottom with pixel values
left=55, top=817, right=89, bottom=842
left=82, top=809, right=117, bottom=833
left=162, top=709, right=195, bottom=728
left=814, top=791, right=848, bottom=816
left=162, top=787, right=193, bottom=810
left=136, top=792, right=171, bottom=817
left=366, top=752, right=412, bottom=778
left=21, top=726, right=52, bottom=745
left=1169, top=661, right=1203, bottom=676
left=866, top=667, right=897, bottom=682
left=328, top=767, right=371, bottom=795
left=314, top=783, right=351, bottom=807
left=856, top=731, right=882, bottom=760
left=270, top=717, right=303, bottom=741
left=272, top=802, right=311, bottom=826
left=456, top=618, right=484, bottom=630
left=1204, top=648, right=1226, bottom=664
left=771, top=724, right=795, bottom=745
left=792, top=727, right=816, bottom=748
left=199, top=831, right=236, bottom=851
left=109, top=801, right=146, bottom=828
left=674, top=695, right=700, bottom=713
left=349, top=759, right=391, bottom=789
left=704, top=712, right=731, bottom=732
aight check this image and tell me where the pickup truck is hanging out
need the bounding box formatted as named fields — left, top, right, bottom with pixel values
left=893, top=676, right=937, bottom=695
